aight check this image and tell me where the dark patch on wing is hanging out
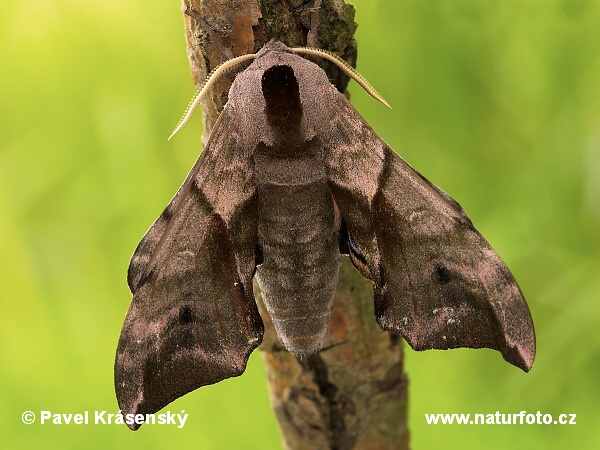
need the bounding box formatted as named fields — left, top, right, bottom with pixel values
left=179, top=305, right=194, bottom=324
left=434, top=263, right=451, bottom=285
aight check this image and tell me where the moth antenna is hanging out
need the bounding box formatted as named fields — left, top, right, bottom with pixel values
left=291, top=47, right=391, bottom=109
left=168, top=53, right=257, bottom=140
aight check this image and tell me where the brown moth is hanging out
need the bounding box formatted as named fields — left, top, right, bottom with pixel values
left=115, top=41, right=535, bottom=430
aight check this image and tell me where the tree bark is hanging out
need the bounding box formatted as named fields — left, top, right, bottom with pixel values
left=178, top=1, right=409, bottom=448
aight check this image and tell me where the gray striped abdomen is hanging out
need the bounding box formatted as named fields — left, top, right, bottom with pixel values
left=255, top=173, right=340, bottom=356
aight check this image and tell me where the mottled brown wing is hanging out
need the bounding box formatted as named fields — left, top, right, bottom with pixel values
left=324, top=97, right=535, bottom=371
left=115, top=107, right=263, bottom=430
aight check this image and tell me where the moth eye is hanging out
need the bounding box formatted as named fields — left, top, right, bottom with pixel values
left=434, top=263, right=451, bottom=284
left=179, top=305, right=194, bottom=324
left=255, top=244, right=264, bottom=266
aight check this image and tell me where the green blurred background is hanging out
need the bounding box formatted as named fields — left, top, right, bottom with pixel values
left=1, top=0, right=598, bottom=448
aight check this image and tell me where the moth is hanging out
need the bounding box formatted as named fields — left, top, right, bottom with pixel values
left=115, top=41, right=535, bottom=430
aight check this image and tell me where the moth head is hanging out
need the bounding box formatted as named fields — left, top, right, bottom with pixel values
left=168, top=41, right=390, bottom=140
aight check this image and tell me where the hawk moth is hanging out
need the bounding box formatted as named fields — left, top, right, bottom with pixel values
left=115, top=41, right=535, bottom=430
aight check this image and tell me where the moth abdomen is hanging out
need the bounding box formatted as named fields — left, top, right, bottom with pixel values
left=270, top=315, right=332, bottom=357
left=255, top=175, right=340, bottom=355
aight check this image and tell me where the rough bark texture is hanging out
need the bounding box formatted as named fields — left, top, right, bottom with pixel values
left=178, top=1, right=409, bottom=448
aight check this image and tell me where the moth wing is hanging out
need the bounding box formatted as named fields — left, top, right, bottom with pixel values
left=324, top=97, right=535, bottom=371
left=116, top=107, right=263, bottom=429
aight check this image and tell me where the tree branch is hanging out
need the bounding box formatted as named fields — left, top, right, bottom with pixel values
left=178, top=1, right=409, bottom=448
